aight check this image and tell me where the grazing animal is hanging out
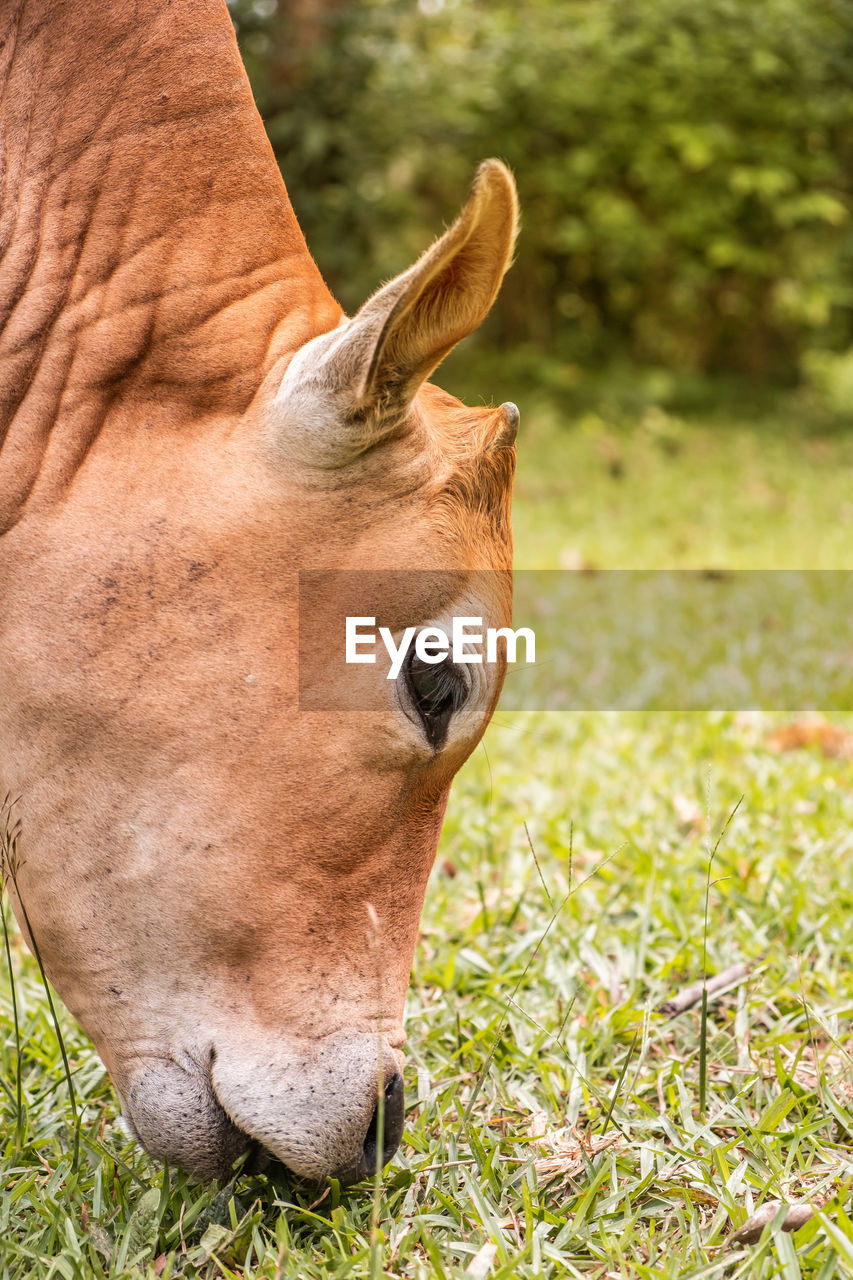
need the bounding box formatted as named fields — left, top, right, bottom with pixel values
left=0, top=0, right=518, bottom=1181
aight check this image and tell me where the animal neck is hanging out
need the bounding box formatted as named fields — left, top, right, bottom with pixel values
left=0, top=0, right=341, bottom=531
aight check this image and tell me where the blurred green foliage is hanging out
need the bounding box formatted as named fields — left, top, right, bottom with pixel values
left=231, top=0, right=853, bottom=379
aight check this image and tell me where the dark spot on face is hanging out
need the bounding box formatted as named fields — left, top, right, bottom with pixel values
left=187, top=560, right=215, bottom=583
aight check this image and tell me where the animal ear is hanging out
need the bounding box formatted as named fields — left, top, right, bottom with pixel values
left=353, top=159, right=519, bottom=416
left=272, top=160, right=518, bottom=467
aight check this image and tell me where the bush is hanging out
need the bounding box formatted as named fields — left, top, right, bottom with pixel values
left=231, top=0, right=853, bottom=378
left=802, top=347, right=853, bottom=418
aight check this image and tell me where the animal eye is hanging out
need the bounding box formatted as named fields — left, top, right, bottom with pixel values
left=403, top=648, right=469, bottom=749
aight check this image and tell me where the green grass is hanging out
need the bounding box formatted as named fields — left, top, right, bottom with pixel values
left=3, top=384, right=853, bottom=1278
left=511, top=394, right=853, bottom=570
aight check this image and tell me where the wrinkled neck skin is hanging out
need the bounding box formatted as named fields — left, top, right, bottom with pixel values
left=0, top=2, right=515, bottom=1180
left=0, top=0, right=342, bottom=530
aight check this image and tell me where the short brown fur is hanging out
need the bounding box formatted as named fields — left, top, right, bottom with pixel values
left=0, top=0, right=519, bottom=1179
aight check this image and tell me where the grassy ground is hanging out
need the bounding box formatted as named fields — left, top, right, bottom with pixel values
left=3, top=382, right=853, bottom=1278
left=509, top=381, right=853, bottom=571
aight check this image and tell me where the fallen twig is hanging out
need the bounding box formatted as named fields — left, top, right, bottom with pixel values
left=658, top=961, right=750, bottom=1018
left=729, top=1201, right=815, bottom=1247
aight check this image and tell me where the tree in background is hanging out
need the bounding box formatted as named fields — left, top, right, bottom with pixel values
left=230, top=0, right=853, bottom=380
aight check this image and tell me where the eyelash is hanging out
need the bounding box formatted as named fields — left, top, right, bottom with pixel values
left=402, top=649, right=469, bottom=749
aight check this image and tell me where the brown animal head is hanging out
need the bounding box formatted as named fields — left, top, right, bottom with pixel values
left=0, top=0, right=518, bottom=1180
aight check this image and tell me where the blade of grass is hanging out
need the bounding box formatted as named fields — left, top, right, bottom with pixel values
left=601, top=1029, right=639, bottom=1138
left=464, top=841, right=624, bottom=1125
left=524, top=821, right=553, bottom=911
left=1, top=800, right=80, bottom=1166
left=1, top=891, right=24, bottom=1147
left=700, top=790, right=743, bottom=1120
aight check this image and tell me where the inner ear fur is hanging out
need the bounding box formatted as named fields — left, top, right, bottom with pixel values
left=353, top=159, right=519, bottom=421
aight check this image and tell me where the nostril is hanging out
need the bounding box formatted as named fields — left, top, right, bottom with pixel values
left=360, top=1071, right=405, bottom=1176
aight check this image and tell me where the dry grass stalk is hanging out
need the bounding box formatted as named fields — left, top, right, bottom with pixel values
left=534, top=1126, right=621, bottom=1182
